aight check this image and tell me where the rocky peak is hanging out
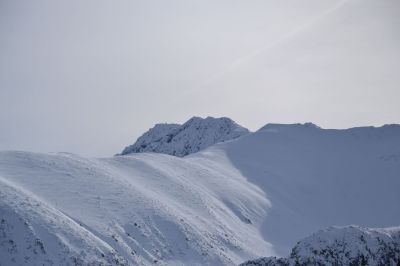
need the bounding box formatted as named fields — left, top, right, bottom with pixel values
left=120, top=116, right=249, bottom=157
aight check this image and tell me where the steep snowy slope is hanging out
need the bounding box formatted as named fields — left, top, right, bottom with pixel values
left=0, top=150, right=272, bottom=265
left=120, top=117, right=249, bottom=157
left=240, top=225, right=400, bottom=266
left=0, top=176, right=127, bottom=265
left=217, top=123, right=400, bottom=256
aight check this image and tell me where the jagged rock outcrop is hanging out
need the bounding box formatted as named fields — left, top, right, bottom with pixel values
left=240, top=226, right=400, bottom=266
left=120, top=116, right=249, bottom=157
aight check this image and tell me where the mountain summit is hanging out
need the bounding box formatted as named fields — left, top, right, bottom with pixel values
left=241, top=225, right=400, bottom=266
left=120, top=116, right=249, bottom=157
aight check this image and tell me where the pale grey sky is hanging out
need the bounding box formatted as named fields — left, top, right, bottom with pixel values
left=1, top=0, right=399, bottom=156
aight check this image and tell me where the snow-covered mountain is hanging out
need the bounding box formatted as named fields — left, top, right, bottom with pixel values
left=222, top=122, right=400, bottom=256
left=0, top=120, right=399, bottom=265
left=120, top=116, right=249, bottom=157
left=240, top=225, right=400, bottom=266
left=0, top=150, right=271, bottom=266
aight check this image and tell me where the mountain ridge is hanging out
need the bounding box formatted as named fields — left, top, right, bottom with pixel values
left=0, top=119, right=399, bottom=265
left=120, top=116, right=249, bottom=157
left=240, top=225, right=400, bottom=266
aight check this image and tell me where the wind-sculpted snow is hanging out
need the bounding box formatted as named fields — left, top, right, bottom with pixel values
left=120, top=116, right=249, bottom=157
left=240, top=226, right=400, bottom=266
left=0, top=176, right=127, bottom=265
left=222, top=123, right=400, bottom=255
left=0, top=150, right=272, bottom=265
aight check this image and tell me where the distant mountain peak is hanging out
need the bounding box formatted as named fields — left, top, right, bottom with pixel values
left=258, top=122, right=320, bottom=132
left=240, top=225, right=400, bottom=266
left=120, top=116, right=249, bottom=157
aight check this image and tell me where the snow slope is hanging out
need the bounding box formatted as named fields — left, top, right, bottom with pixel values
left=240, top=225, right=400, bottom=266
left=0, top=175, right=127, bottom=265
left=0, top=122, right=399, bottom=265
left=0, top=150, right=271, bottom=265
left=120, top=117, right=249, bottom=157
left=221, top=123, right=400, bottom=256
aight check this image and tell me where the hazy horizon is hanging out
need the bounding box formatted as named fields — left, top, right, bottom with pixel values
left=1, top=0, right=399, bottom=156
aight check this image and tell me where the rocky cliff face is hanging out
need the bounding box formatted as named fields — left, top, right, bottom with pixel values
left=240, top=226, right=400, bottom=266
left=120, top=116, right=249, bottom=157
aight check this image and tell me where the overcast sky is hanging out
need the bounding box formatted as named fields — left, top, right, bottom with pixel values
left=1, top=0, right=399, bottom=157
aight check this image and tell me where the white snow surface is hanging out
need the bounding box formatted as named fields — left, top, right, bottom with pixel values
left=290, top=225, right=400, bottom=265
left=1, top=122, right=400, bottom=265
left=120, top=116, right=249, bottom=157
left=222, top=123, right=400, bottom=255
left=0, top=150, right=271, bottom=265
left=240, top=225, right=400, bottom=266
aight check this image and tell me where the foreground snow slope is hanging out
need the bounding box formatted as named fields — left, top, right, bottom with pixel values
left=0, top=175, right=127, bottom=265
left=0, top=150, right=271, bottom=265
